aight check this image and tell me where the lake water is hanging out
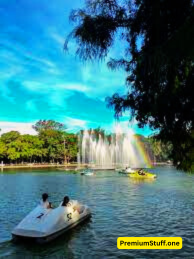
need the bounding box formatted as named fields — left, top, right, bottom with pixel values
left=0, top=166, right=194, bottom=258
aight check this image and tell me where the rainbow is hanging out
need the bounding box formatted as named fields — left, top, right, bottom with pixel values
left=114, top=124, right=153, bottom=168
left=132, top=135, right=153, bottom=168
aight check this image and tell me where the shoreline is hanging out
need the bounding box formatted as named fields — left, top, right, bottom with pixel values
left=0, top=164, right=82, bottom=170
left=0, top=162, right=172, bottom=170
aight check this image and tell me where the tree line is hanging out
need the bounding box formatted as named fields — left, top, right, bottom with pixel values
left=0, top=120, right=78, bottom=164
left=0, top=120, right=172, bottom=165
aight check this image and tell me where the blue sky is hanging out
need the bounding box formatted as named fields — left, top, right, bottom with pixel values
left=0, top=0, right=153, bottom=136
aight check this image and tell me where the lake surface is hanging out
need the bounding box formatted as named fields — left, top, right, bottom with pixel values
left=0, top=167, right=194, bottom=258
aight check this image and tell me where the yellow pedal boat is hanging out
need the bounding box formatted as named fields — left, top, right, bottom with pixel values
left=128, top=170, right=157, bottom=179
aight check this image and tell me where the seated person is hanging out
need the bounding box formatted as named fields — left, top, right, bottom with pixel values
left=138, top=169, right=145, bottom=175
left=40, top=193, right=52, bottom=209
left=61, top=196, right=70, bottom=207
left=61, top=196, right=81, bottom=213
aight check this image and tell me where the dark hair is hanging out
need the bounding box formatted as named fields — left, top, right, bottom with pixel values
left=42, top=193, right=49, bottom=202
left=62, top=196, right=70, bottom=206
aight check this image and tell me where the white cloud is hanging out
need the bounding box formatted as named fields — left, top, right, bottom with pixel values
left=0, top=122, right=37, bottom=135
left=80, top=61, right=126, bottom=100
left=82, top=65, right=93, bottom=81
left=0, top=119, right=153, bottom=137
left=64, top=116, right=88, bottom=132
left=57, top=83, right=89, bottom=92
left=48, top=91, right=72, bottom=108
left=0, top=118, right=88, bottom=136
left=32, top=56, right=56, bottom=69
left=24, top=81, right=89, bottom=93
left=51, top=32, right=65, bottom=46
left=24, top=81, right=44, bottom=92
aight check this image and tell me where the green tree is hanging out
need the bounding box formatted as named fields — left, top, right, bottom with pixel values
left=0, top=121, right=78, bottom=164
left=19, top=135, right=44, bottom=163
left=1, top=131, right=21, bottom=162
left=38, top=129, right=64, bottom=163
left=66, top=0, right=194, bottom=171
left=0, top=141, right=7, bottom=160
left=32, top=120, right=66, bottom=133
left=32, top=120, right=78, bottom=163
left=64, top=133, right=78, bottom=163
left=1, top=131, right=20, bottom=143
left=148, top=136, right=172, bottom=162
left=33, top=120, right=67, bottom=163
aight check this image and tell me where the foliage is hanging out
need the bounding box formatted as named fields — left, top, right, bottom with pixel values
left=32, top=120, right=66, bottom=133
left=0, top=121, right=173, bottom=165
left=0, top=141, right=6, bottom=159
left=1, top=131, right=21, bottom=143
left=148, top=135, right=172, bottom=162
left=66, top=0, right=194, bottom=171
left=0, top=120, right=78, bottom=164
left=64, top=133, right=78, bottom=163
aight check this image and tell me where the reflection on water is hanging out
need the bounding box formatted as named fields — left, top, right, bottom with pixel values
left=127, top=177, right=157, bottom=185
left=0, top=166, right=194, bottom=258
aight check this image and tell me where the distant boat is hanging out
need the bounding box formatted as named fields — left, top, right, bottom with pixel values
left=81, top=169, right=94, bottom=176
left=118, top=167, right=135, bottom=174
left=128, top=169, right=157, bottom=179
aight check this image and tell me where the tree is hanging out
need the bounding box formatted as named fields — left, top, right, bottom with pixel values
left=19, top=135, right=44, bottom=163
left=0, top=121, right=78, bottom=164
left=1, top=131, right=20, bottom=143
left=32, top=120, right=66, bottom=133
left=0, top=141, right=6, bottom=160
left=33, top=120, right=67, bottom=163
left=0, top=131, right=21, bottom=162
left=32, top=120, right=78, bottom=163
left=148, top=136, right=172, bottom=162
left=66, top=0, right=194, bottom=171
left=38, top=129, right=64, bottom=163
left=64, top=133, right=78, bottom=163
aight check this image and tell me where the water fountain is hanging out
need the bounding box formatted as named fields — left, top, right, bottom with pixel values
left=77, top=125, right=153, bottom=169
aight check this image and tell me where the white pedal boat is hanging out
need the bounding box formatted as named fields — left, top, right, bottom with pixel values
left=12, top=200, right=91, bottom=243
left=81, top=170, right=94, bottom=176
left=119, top=167, right=135, bottom=174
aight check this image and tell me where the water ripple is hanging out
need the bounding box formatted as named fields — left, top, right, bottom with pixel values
left=0, top=167, right=194, bottom=258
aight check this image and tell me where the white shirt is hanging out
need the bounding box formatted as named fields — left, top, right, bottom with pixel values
left=40, top=199, right=50, bottom=209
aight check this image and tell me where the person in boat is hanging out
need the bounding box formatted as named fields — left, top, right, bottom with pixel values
left=61, top=196, right=81, bottom=213
left=61, top=196, right=70, bottom=207
left=138, top=169, right=146, bottom=175
left=40, top=193, right=52, bottom=209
